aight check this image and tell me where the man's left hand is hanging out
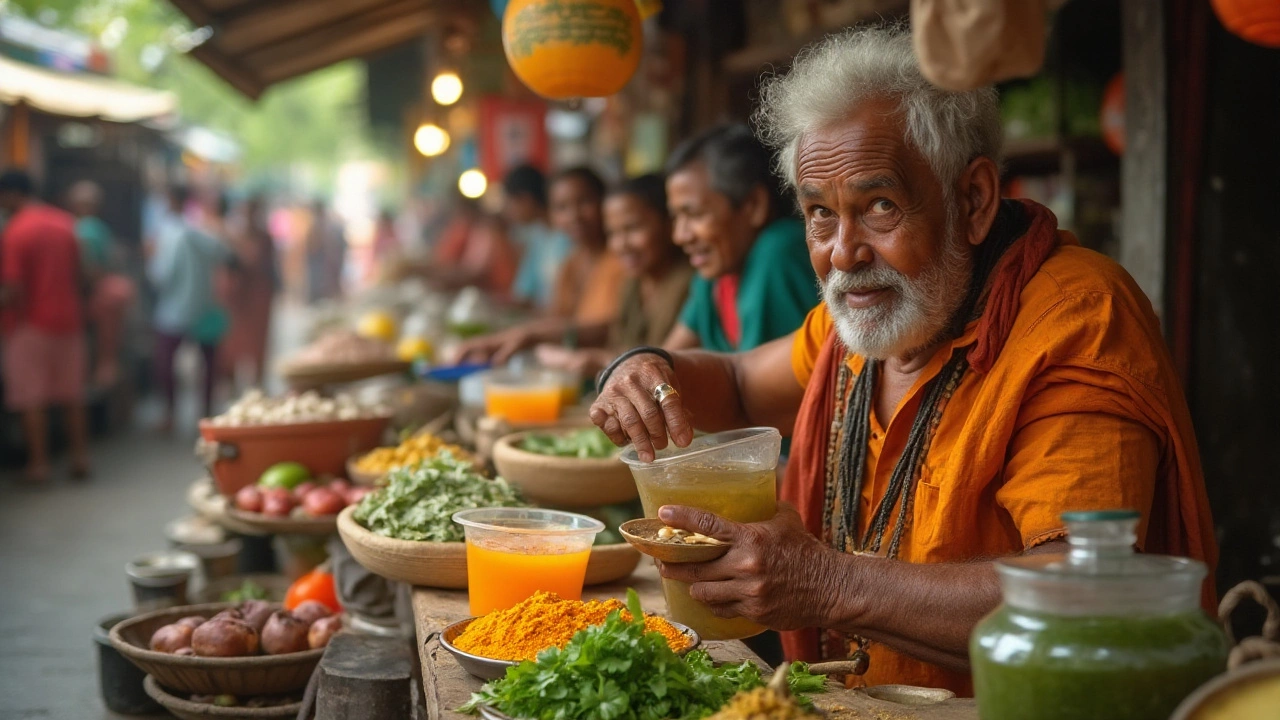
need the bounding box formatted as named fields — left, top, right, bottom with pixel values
left=656, top=503, right=842, bottom=630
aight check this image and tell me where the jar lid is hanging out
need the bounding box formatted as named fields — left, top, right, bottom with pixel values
left=995, top=510, right=1207, bottom=616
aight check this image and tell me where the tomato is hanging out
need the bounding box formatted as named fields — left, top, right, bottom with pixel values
left=284, top=566, right=341, bottom=613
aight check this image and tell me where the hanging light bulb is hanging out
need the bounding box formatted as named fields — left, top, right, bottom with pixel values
left=413, top=123, right=450, bottom=157
left=458, top=169, right=488, bottom=199
left=431, top=72, right=464, bottom=106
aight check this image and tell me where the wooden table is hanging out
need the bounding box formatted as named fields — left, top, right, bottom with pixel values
left=411, top=563, right=977, bottom=720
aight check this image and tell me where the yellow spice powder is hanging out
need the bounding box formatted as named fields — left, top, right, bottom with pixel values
left=452, top=591, right=690, bottom=661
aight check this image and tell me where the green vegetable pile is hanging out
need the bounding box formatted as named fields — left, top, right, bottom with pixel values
left=461, top=590, right=826, bottom=720
left=221, top=580, right=269, bottom=603
left=520, top=428, right=618, bottom=459
left=352, top=455, right=526, bottom=541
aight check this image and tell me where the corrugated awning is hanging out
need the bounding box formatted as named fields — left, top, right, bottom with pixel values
left=0, top=55, right=176, bottom=122
left=166, top=0, right=443, bottom=99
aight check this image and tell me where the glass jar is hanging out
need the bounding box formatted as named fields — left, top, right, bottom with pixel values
left=620, top=428, right=781, bottom=640
left=971, top=510, right=1228, bottom=720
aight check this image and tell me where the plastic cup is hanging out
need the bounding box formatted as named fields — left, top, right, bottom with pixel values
left=453, top=508, right=604, bottom=616
left=483, top=370, right=564, bottom=423
left=620, top=427, right=782, bottom=640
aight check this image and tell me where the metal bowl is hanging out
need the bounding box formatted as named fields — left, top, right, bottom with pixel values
left=438, top=616, right=702, bottom=681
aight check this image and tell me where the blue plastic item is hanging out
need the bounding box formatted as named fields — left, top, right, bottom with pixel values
left=423, top=362, right=491, bottom=382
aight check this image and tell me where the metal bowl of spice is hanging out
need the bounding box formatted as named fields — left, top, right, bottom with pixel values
left=437, top=591, right=700, bottom=680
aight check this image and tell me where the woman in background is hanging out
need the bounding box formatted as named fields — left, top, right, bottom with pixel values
left=220, top=195, right=277, bottom=390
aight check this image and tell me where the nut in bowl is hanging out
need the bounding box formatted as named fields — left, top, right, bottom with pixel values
left=491, top=428, right=637, bottom=508
left=620, top=518, right=731, bottom=563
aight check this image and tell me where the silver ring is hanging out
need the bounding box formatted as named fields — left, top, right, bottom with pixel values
left=652, top=382, right=678, bottom=404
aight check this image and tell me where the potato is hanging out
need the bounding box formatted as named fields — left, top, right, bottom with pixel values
left=192, top=618, right=259, bottom=657
left=308, top=615, right=343, bottom=649
left=149, top=623, right=194, bottom=653
left=260, top=611, right=310, bottom=655
left=292, top=600, right=332, bottom=625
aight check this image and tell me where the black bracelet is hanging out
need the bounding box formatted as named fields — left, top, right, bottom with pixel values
left=595, top=346, right=675, bottom=394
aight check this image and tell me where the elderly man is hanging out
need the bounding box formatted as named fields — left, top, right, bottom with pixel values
left=589, top=27, right=1215, bottom=695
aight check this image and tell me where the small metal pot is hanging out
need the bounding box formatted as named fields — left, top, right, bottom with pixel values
left=125, top=550, right=199, bottom=610
left=94, top=612, right=161, bottom=715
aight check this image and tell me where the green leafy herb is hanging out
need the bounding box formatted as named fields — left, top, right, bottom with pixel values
left=519, top=428, right=617, bottom=459
left=352, top=455, right=526, bottom=542
left=460, top=589, right=825, bottom=720
left=221, top=580, right=268, bottom=603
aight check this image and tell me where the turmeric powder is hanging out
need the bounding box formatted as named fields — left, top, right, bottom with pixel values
left=453, top=591, right=690, bottom=661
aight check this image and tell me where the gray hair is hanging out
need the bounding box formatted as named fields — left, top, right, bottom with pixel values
left=753, top=24, right=1003, bottom=193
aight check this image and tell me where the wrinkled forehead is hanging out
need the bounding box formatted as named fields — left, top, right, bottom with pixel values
left=794, top=101, right=935, bottom=195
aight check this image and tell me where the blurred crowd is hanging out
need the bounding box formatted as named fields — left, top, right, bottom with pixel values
left=0, top=122, right=820, bottom=485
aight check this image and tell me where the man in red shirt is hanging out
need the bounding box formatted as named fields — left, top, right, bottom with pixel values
left=0, top=169, right=90, bottom=481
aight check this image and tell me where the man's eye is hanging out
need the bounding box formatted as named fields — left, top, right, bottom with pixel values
left=869, top=199, right=895, bottom=214
left=810, top=206, right=833, bottom=219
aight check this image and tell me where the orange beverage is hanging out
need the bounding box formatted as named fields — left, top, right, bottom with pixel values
left=453, top=508, right=604, bottom=617
left=465, top=542, right=591, bottom=615
left=484, top=386, right=562, bottom=423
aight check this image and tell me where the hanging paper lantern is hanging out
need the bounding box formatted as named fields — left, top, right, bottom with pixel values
left=1211, top=0, right=1280, bottom=48
left=502, top=0, right=643, bottom=99
left=1100, top=73, right=1124, bottom=156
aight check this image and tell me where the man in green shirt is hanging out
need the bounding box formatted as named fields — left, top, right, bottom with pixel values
left=662, top=125, right=817, bottom=353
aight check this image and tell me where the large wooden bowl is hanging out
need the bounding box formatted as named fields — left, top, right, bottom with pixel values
left=491, top=431, right=637, bottom=508
left=337, top=506, right=642, bottom=588
left=224, top=507, right=339, bottom=536
left=143, top=676, right=302, bottom=720
left=109, top=602, right=323, bottom=696
left=336, top=505, right=468, bottom=589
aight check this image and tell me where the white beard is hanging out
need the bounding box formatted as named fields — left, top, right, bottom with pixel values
left=820, top=223, right=973, bottom=360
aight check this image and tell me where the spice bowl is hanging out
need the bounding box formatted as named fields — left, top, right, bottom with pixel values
left=437, top=617, right=702, bottom=681
left=620, top=518, right=731, bottom=564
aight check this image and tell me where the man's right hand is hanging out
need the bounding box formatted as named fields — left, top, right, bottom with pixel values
left=589, top=353, right=695, bottom=462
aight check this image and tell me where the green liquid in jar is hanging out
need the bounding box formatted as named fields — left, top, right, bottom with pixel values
left=971, top=607, right=1228, bottom=720
left=634, top=462, right=776, bottom=640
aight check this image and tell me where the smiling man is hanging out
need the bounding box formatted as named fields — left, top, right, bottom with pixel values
left=589, top=26, right=1216, bottom=694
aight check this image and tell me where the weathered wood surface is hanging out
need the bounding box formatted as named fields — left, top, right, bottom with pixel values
left=316, top=632, right=414, bottom=720
left=412, top=562, right=977, bottom=720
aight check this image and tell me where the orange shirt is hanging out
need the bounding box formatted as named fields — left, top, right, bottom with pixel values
left=551, top=249, right=626, bottom=325
left=788, top=245, right=1210, bottom=694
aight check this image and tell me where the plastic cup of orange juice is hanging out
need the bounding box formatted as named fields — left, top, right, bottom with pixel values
left=453, top=508, right=604, bottom=616
left=483, top=370, right=564, bottom=423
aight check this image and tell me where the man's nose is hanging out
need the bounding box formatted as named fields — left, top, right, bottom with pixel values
left=830, top=221, right=874, bottom=272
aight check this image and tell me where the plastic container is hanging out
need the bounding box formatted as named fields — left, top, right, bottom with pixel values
left=197, top=415, right=390, bottom=497
left=620, top=427, right=781, bottom=640
left=95, top=612, right=161, bottom=715
left=971, top=510, right=1229, bottom=720
left=126, top=550, right=200, bottom=610
left=483, top=369, right=566, bottom=423
left=453, top=508, right=604, bottom=616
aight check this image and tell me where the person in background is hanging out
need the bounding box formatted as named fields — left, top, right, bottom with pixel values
left=662, top=125, right=818, bottom=353
left=458, top=174, right=693, bottom=376
left=305, top=199, right=347, bottom=302
left=0, top=169, right=90, bottom=481
left=220, top=195, right=277, bottom=390
left=505, top=164, right=571, bottom=310
left=67, top=180, right=135, bottom=389
left=369, top=208, right=401, bottom=279
left=148, top=184, right=230, bottom=432
left=428, top=195, right=518, bottom=296
left=455, top=167, right=626, bottom=365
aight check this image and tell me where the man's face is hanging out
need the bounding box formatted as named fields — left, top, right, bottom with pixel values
left=549, top=176, right=604, bottom=249
left=504, top=193, right=540, bottom=226
left=795, top=97, right=973, bottom=360
left=666, top=163, right=758, bottom=279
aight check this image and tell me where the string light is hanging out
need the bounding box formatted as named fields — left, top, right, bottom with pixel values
left=431, top=72, right=464, bottom=106
left=413, top=123, right=450, bottom=157
left=458, top=169, right=487, bottom=198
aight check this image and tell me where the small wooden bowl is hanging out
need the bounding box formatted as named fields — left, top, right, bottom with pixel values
left=584, top=542, right=642, bottom=586
left=143, top=676, right=302, bottom=720
left=224, top=508, right=339, bottom=536
left=492, top=430, right=636, bottom=508
left=109, top=602, right=323, bottom=696
left=345, top=455, right=386, bottom=487
left=336, top=506, right=468, bottom=589
left=620, top=518, right=730, bottom=564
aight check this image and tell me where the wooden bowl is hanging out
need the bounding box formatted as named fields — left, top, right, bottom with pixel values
left=109, top=602, right=323, bottom=696
left=143, top=676, right=302, bottom=720
left=277, top=358, right=410, bottom=389
left=224, top=507, right=339, bottom=536
left=584, top=542, right=642, bottom=586
left=620, top=518, right=731, bottom=564
left=338, top=507, right=642, bottom=588
left=345, top=455, right=386, bottom=487
left=336, top=506, right=468, bottom=589
left=491, top=431, right=637, bottom=508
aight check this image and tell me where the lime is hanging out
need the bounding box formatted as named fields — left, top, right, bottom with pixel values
left=258, top=462, right=311, bottom=489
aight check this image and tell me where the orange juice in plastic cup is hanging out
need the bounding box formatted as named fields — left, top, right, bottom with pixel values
left=452, top=508, right=603, bottom=616
left=483, top=370, right=563, bottom=423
